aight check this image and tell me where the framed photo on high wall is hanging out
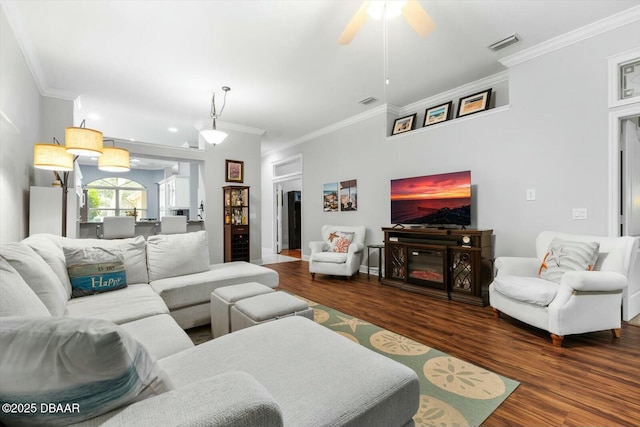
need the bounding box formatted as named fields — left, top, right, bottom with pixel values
left=457, top=88, right=492, bottom=118
left=391, top=113, right=417, bottom=135
left=423, top=101, right=453, bottom=127
left=225, top=159, right=244, bottom=183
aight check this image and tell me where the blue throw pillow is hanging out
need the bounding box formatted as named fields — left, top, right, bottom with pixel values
left=64, top=247, right=127, bottom=298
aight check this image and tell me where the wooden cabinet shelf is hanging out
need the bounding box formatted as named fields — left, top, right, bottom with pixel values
left=223, top=186, right=250, bottom=262
left=382, top=227, right=494, bottom=306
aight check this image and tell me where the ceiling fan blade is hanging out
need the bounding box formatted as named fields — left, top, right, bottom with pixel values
left=402, top=0, right=435, bottom=37
left=338, top=1, right=370, bottom=45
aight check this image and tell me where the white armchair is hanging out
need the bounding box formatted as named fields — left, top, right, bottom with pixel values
left=489, top=231, right=638, bottom=347
left=309, top=225, right=366, bottom=279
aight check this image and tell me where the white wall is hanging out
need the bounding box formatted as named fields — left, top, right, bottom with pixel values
left=203, top=131, right=263, bottom=264
left=0, top=7, right=40, bottom=243
left=262, top=20, right=640, bottom=261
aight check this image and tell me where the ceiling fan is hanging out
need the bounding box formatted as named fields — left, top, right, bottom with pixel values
left=338, top=0, right=435, bottom=45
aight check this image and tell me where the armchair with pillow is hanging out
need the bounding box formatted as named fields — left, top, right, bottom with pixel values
left=309, top=225, right=366, bottom=279
left=489, top=231, right=638, bottom=346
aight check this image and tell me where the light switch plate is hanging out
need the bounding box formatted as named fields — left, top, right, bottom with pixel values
left=572, top=208, right=588, bottom=220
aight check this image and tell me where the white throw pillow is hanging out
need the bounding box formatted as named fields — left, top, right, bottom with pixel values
left=327, top=231, right=355, bottom=253
left=0, top=257, right=51, bottom=317
left=0, top=316, right=173, bottom=426
left=22, top=234, right=72, bottom=298
left=539, top=238, right=600, bottom=284
left=146, top=230, right=210, bottom=282
left=0, top=243, right=68, bottom=316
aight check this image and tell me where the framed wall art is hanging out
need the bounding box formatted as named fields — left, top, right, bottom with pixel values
left=339, top=179, right=357, bottom=211
left=323, top=182, right=338, bottom=212
left=457, top=89, right=492, bottom=118
left=225, top=159, right=244, bottom=183
left=423, top=101, right=453, bottom=127
left=391, top=113, right=417, bottom=135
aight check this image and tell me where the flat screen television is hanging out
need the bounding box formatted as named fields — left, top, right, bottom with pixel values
left=390, top=170, right=471, bottom=226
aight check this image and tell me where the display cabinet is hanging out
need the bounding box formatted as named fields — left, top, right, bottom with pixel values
left=223, top=186, right=250, bottom=262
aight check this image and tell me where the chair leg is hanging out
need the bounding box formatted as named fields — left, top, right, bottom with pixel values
left=550, top=334, right=564, bottom=347
left=491, top=308, right=501, bottom=319
left=310, top=273, right=315, bottom=280
left=612, top=328, right=621, bottom=338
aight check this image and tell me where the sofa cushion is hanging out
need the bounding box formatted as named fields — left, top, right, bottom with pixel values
left=0, top=257, right=51, bottom=317
left=0, top=243, right=68, bottom=316
left=327, top=230, right=355, bottom=253
left=65, top=284, right=169, bottom=324
left=492, top=275, right=560, bottom=306
left=63, top=236, right=149, bottom=284
left=0, top=316, right=173, bottom=426
left=159, top=317, right=419, bottom=427
left=120, top=314, right=194, bottom=360
left=539, top=238, right=599, bottom=284
left=312, top=251, right=348, bottom=264
left=64, top=247, right=128, bottom=298
left=146, top=231, right=210, bottom=282
left=150, top=261, right=278, bottom=310
left=22, top=234, right=72, bottom=298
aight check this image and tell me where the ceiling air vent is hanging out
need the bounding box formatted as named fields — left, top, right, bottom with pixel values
left=488, top=33, right=520, bottom=51
left=358, top=96, right=377, bottom=105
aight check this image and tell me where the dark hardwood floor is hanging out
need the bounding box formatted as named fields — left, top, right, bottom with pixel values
left=265, top=260, right=640, bottom=427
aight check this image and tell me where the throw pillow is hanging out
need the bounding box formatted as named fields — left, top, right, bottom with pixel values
left=538, top=238, right=600, bottom=284
left=327, top=231, right=355, bottom=253
left=63, top=236, right=149, bottom=284
left=64, top=247, right=128, bottom=298
left=0, top=257, right=51, bottom=317
left=146, top=230, right=210, bottom=282
left=0, top=243, right=68, bottom=316
left=0, top=316, right=173, bottom=426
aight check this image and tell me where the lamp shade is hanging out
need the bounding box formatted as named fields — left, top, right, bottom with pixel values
left=65, top=126, right=103, bottom=156
left=200, top=129, right=228, bottom=145
left=33, top=144, right=74, bottom=171
left=98, top=147, right=130, bottom=172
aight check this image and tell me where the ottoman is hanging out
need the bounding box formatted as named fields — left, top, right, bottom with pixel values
left=230, top=292, right=314, bottom=332
left=211, top=282, right=275, bottom=338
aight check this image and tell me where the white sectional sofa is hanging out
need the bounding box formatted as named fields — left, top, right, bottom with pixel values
left=0, top=231, right=420, bottom=427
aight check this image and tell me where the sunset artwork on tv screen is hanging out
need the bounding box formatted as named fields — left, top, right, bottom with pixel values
left=390, top=170, right=471, bottom=226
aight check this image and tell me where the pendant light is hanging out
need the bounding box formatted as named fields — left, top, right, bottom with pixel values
left=200, top=86, right=230, bottom=145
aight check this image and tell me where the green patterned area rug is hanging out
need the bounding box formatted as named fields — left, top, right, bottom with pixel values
left=298, top=297, right=519, bottom=427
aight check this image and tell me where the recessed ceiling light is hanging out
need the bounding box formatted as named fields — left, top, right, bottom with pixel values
left=168, top=127, right=178, bottom=133
left=87, top=113, right=100, bottom=120
left=130, top=158, right=140, bottom=163
left=129, top=138, right=135, bottom=142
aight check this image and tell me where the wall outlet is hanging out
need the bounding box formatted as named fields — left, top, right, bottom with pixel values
left=526, top=188, right=536, bottom=201
left=572, top=208, right=588, bottom=220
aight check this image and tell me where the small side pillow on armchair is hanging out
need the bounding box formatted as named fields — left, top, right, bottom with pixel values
left=538, top=238, right=599, bottom=283
left=64, top=247, right=127, bottom=298
left=327, top=231, right=355, bottom=253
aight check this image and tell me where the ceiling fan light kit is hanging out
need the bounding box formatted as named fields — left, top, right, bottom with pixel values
left=338, top=0, right=434, bottom=45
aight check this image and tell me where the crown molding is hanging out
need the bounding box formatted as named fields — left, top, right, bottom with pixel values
left=1, top=1, right=48, bottom=95
left=500, top=5, right=640, bottom=68
left=42, top=88, right=78, bottom=101
left=396, top=71, right=509, bottom=116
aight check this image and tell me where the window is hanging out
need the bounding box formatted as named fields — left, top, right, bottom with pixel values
left=85, top=178, right=147, bottom=222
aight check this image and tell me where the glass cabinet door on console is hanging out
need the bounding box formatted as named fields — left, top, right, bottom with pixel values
left=223, top=186, right=250, bottom=262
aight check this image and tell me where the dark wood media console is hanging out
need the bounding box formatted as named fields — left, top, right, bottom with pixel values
left=382, top=227, right=494, bottom=306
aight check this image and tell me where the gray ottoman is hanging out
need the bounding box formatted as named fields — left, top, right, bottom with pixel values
left=211, top=282, right=275, bottom=338
left=230, top=292, right=314, bottom=332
